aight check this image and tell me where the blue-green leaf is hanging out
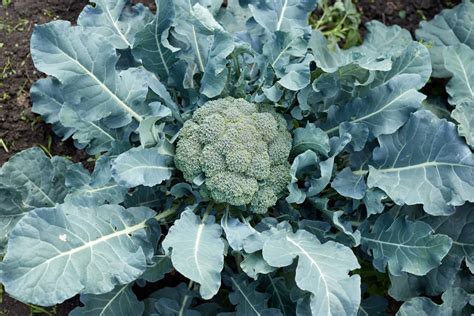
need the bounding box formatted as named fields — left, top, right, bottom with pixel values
left=58, top=103, right=125, bottom=155
left=112, top=147, right=174, bottom=188
left=360, top=213, right=452, bottom=276
left=358, top=295, right=388, bottom=316
left=0, top=148, right=70, bottom=209
left=287, top=150, right=334, bottom=204
left=0, top=203, right=158, bottom=305
left=66, top=156, right=127, bottom=205
left=30, top=77, right=72, bottom=139
left=388, top=256, right=462, bottom=301
left=322, top=75, right=426, bottom=138
left=423, top=203, right=474, bottom=273
left=162, top=209, right=225, bottom=299
left=229, top=276, right=283, bottom=316
left=145, top=283, right=199, bottom=316
left=363, top=188, right=386, bottom=217
left=367, top=110, right=474, bottom=215
left=132, top=0, right=177, bottom=81
left=70, top=284, right=144, bottom=316
left=291, top=123, right=330, bottom=156
left=78, top=0, right=152, bottom=49
left=262, top=227, right=361, bottom=316
left=200, top=30, right=235, bottom=98
left=452, top=101, right=474, bottom=148
left=397, top=287, right=474, bottom=316
left=248, top=0, right=317, bottom=33
left=311, top=22, right=412, bottom=73
left=139, top=255, right=173, bottom=283
left=221, top=213, right=256, bottom=251
left=31, top=21, right=149, bottom=126
left=416, top=0, right=474, bottom=78
left=366, top=42, right=432, bottom=90
left=264, top=276, right=295, bottom=316
left=444, top=44, right=474, bottom=106
left=240, top=252, right=276, bottom=280
left=0, top=186, right=28, bottom=254
left=331, top=167, right=366, bottom=200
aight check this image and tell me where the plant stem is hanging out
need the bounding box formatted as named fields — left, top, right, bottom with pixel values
left=202, top=202, right=214, bottom=222
left=153, top=207, right=178, bottom=222
left=352, top=169, right=369, bottom=176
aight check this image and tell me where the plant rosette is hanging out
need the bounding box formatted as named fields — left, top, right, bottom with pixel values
left=0, top=0, right=473, bottom=315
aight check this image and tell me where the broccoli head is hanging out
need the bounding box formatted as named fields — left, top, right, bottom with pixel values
left=174, top=97, right=292, bottom=213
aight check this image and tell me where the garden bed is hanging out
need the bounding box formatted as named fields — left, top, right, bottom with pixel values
left=0, top=0, right=463, bottom=315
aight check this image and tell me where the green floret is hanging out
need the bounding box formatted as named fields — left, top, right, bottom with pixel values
left=252, top=113, right=279, bottom=142
left=199, top=113, right=226, bottom=144
left=174, top=97, right=293, bottom=213
left=225, top=145, right=252, bottom=173
left=268, top=135, right=292, bottom=165
left=206, top=172, right=259, bottom=205
left=267, top=162, right=292, bottom=195
left=250, top=186, right=277, bottom=214
left=175, top=138, right=202, bottom=182
left=246, top=152, right=271, bottom=180
left=200, top=145, right=226, bottom=177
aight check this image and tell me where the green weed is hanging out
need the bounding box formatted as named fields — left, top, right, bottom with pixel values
left=2, top=0, right=12, bottom=8
left=310, top=0, right=362, bottom=49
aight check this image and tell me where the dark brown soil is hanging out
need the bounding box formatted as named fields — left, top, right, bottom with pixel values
left=0, top=0, right=461, bottom=315
left=0, top=0, right=90, bottom=166
left=0, top=0, right=156, bottom=166
left=357, top=0, right=461, bottom=35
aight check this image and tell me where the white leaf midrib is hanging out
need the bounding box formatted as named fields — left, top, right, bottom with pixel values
left=99, top=284, right=129, bottom=316
left=54, top=47, right=143, bottom=122
left=154, top=12, right=170, bottom=76
left=373, top=161, right=474, bottom=173
left=286, top=236, right=331, bottom=315
left=194, top=223, right=205, bottom=285
left=12, top=167, right=55, bottom=207
left=361, top=236, right=445, bottom=249
left=103, top=1, right=131, bottom=47
left=276, top=0, right=289, bottom=31
left=19, top=218, right=148, bottom=278
left=230, top=277, right=262, bottom=316
left=325, top=89, right=415, bottom=134
left=452, top=50, right=474, bottom=98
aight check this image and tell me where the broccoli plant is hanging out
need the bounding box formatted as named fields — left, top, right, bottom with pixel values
left=0, top=0, right=473, bottom=315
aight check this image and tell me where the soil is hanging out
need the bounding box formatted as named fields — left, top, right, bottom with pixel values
left=0, top=0, right=156, bottom=166
left=0, top=0, right=461, bottom=315
left=357, top=0, right=461, bottom=35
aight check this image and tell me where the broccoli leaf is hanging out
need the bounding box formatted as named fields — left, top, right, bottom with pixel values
left=416, top=0, right=474, bottom=78
left=248, top=0, right=317, bottom=33
left=162, top=209, right=225, bottom=299
left=368, top=110, right=474, bottom=215
left=111, top=147, right=174, bottom=188
left=70, top=284, right=144, bottom=316
left=30, top=77, right=72, bottom=139
left=322, top=75, right=426, bottom=138
left=31, top=21, right=149, bottom=126
left=0, top=148, right=71, bottom=209
left=0, top=203, right=158, bottom=306
left=262, top=227, right=361, bottom=316
left=132, top=0, right=177, bottom=81
left=78, top=0, right=152, bottom=49
left=422, top=203, right=474, bottom=273
left=452, top=101, right=474, bottom=148
left=360, top=213, right=452, bottom=276
left=397, top=287, right=474, bottom=316
left=143, top=283, right=199, bottom=315
left=229, top=276, right=282, bottom=316
left=444, top=44, right=474, bottom=106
